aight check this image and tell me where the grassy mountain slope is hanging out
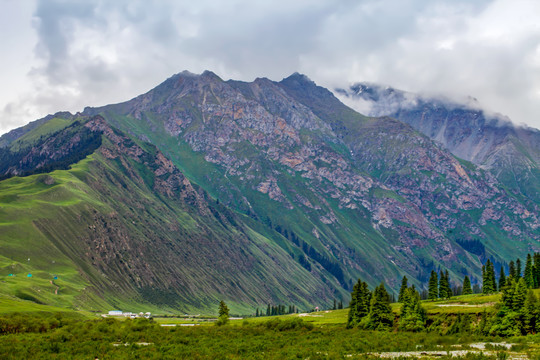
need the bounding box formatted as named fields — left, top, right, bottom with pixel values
left=0, top=116, right=343, bottom=313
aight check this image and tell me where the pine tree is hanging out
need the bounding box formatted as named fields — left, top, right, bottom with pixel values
left=516, top=258, right=522, bottom=278
left=256, top=308, right=259, bottom=317
left=522, top=290, right=539, bottom=334
left=216, top=300, right=230, bottom=326
left=347, top=281, right=360, bottom=328
left=524, top=253, right=534, bottom=288
left=399, top=287, right=427, bottom=332
left=347, top=278, right=371, bottom=328
left=365, top=283, right=394, bottom=331
left=266, top=304, right=270, bottom=316
left=482, top=259, right=489, bottom=294
left=498, top=265, right=506, bottom=290
left=482, top=259, right=496, bottom=294
left=509, top=260, right=516, bottom=278
left=501, top=277, right=516, bottom=310
left=398, top=276, right=408, bottom=303
left=534, top=253, right=540, bottom=288
left=428, top=270, right=438, bottom=300
left=445, top=270, right=452, bottom=299
left=489, top=261, right=497, bottom=292
left=439, top=270, right=451, bottom=299
left=462, top=275, right=472, bottom=295
left=513, top=278, right=528, bottom=311
left=333, top=299, right=337, bottom=310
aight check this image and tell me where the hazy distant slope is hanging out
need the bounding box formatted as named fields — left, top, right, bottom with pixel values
left=336, top=83, right=540, bottom=205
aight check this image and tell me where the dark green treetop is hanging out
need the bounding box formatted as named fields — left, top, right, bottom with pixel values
left=462, top=275, right=472, bottom=295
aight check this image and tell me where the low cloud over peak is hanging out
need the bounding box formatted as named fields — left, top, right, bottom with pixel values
left=1, top=0, right=540, bottom=134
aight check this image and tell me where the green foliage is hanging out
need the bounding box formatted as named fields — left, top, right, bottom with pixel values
left=398, top=275, right=408, bottom=303
left=498, top=266, right=506, bottom=290
left=487, top=278, right=540, bottom=336
left=428, top=270, right=439, bottom=301
left=483, top=260, right=497, bottom=294
left=534, top=253, right=540, bottom=288
left=524, top=254, right=534, bottom=288
left=463, top=276, right=473, bottom=295
left=439, top=270, right=452, bottom=299
left=364, top=283, right=394, bottom=331
left=216, top=300, right=230, bottom=326
left=509, top=261, right=516, bottom=278
left=346, top=278, right=371, bottom=328
left=522, top=290, right=539, bottom=333
left=399, top=287, right=426, bottom=332
left=259, top=318, right=314, bottom=331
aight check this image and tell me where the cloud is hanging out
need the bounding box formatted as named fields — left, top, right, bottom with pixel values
left=1, top=0, right=540, bottom=135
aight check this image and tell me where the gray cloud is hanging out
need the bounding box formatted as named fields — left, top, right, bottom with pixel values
left=1, top=0, right=540, bottom=135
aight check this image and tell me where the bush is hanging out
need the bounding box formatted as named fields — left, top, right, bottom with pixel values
left=262, top=318, right=313, bottom=331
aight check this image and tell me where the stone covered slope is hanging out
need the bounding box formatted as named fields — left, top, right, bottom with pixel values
left=83, top=71, right=540, bottom=291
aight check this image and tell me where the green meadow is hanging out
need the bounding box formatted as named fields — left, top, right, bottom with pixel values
left=2, top=293, right=540, bottom=359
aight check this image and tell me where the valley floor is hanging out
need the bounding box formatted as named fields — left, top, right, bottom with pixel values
left=1, top=301, right=540, bottom=360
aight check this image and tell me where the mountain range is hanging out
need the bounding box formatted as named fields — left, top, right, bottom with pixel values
left=0, top=71, right=538, bottom=313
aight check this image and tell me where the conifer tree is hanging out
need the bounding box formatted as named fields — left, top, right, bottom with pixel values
left=216, top=300, right=230, bottom=326
left=524, top=253, right=534, bottom=288
left=365, top=283, right=394, bottom=331
left=428, top=270, right=438, bottom=300
left=445, top=270, right=452, bottom=299
left=513, top=278, right=528, bottom=311
left=439, top=270, right=451, bottom=299
left=482, top=259, right=496, bottom=294
left=516, top=258, right=522, bottom=278
left=398, top=276, right=408, bottom=303
left=498, top=265, right=506, bottom=290
left=501, top=277, right=516, bottom=310
left=347, top=278, right=371, bottom=328
left=534, top=252, right=540, bottom=288
left=522, top=290, right=539, bottom=334
left=462, top=275, right=472, bottom=295
left=399, top=287, right=426, bottom=332
left=481, top=264, right=486, bottom=288
left=490, top=261, right=497, bottom=292
left=509, top=260, right=516, bottom=278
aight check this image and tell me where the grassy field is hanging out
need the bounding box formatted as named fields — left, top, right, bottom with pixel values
left=1, top=291, right=540, bottom=359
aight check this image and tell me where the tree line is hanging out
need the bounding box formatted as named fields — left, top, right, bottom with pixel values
left=346, top=253, right=540, bottom=335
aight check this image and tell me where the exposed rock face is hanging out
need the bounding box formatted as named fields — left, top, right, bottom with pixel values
left=336, top=83, right=540, bottom=204
left=79, top=71, right=540, bottom=291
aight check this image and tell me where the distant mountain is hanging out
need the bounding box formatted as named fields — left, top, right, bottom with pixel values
left=1, top=72, right=539, bottom=313
left=336, top=83, right=540, bottom=205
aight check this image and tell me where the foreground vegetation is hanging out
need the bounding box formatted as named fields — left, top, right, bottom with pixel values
left=2, top=290, right=540, bottom=359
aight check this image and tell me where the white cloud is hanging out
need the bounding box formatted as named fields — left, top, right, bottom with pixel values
left=1, top=0, right=540, bottom=135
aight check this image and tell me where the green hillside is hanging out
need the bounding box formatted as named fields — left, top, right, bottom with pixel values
left=0, top=117, right=345, bottom=314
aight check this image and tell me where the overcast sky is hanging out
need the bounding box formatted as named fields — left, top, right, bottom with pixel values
left=1, top=0, right=540, bottom=135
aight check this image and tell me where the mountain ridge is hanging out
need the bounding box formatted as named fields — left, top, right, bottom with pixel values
left=1, top=71, right=539, bottom=313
